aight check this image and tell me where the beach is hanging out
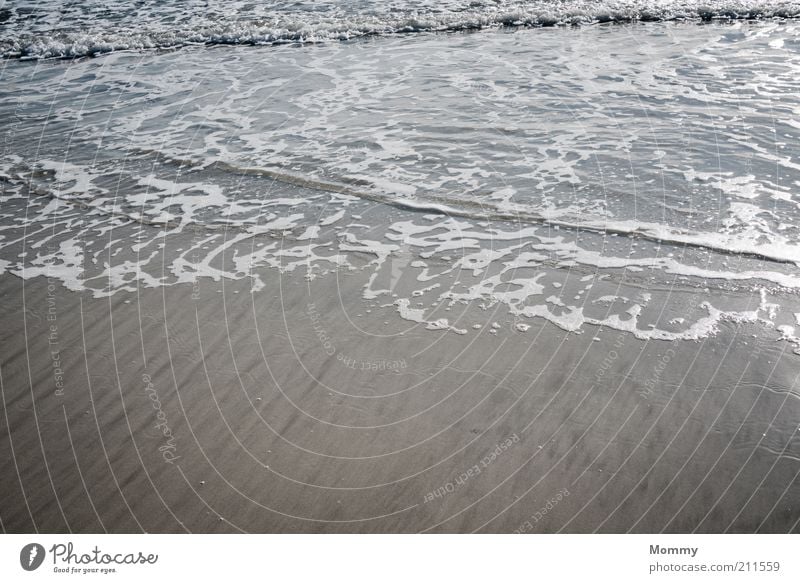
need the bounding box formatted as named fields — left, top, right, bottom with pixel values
left=1, top=245, right=799, bottom=533
left=2, top=2, right=800, bottom=533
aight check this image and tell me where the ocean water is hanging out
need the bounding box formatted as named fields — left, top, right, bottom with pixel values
left=2, top=0, right=800, bottom=347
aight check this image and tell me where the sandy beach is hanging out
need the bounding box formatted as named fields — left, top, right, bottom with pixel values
left=2, top=259, right=799, bottom=533
left=3, top=3, right=800, bottom=536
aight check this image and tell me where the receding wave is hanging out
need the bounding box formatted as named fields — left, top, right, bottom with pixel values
left=23, top=147, right=798, bottom=267
left=202, top=159, right=800, bottom=266
left=3, top=0, right=800, bottom=59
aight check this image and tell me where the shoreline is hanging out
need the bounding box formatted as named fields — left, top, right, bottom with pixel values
left=2, top=270, right=798, bottom=533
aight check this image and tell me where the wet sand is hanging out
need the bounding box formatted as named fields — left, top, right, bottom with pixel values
left=1, top=266, right=799, bottom=534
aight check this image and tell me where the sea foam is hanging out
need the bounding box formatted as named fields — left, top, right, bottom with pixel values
left=2, top=1, right=800, bottom=59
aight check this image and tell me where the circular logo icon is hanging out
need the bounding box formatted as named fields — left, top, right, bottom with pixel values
left=19, top=543, right=46, bottom=571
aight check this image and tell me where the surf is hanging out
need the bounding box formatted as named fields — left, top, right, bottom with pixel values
left=3, top=0, right=800, bottom=59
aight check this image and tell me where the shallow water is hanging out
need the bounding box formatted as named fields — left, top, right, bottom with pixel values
left=2, top=5, right=800, bottom=349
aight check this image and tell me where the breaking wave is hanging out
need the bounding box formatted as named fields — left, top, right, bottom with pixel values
left=3, top=0, right=800, bottom=59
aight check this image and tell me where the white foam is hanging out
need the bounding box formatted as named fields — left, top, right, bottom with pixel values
left=5, top=1, right=799, bottom=59
left=395, top=298, right=467, bottom=334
